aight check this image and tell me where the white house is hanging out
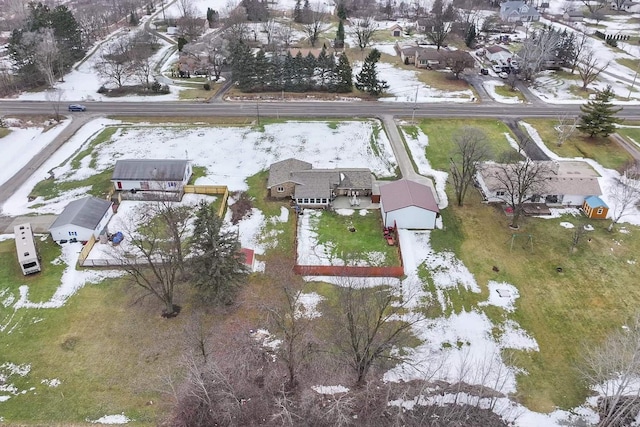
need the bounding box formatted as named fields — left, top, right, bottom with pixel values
left=111, top=159, right=192, bottom=192
left=499, top=1, right=541, bottom=22
left=475, top=160, right=603, bottom=207
left=379, top=179, right=440, bottom=229
left=49, top=197, right=113, bottom=243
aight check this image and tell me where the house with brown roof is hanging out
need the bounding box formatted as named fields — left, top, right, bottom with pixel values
left=390, top=24, right=403, bottom=37
left=486, top=45, right=513, bottom=66
left=267, top=158, right=374, bottom=207
left=475, top=160, right=603, bottom=207
left=379, top=179, right=440, bottom=229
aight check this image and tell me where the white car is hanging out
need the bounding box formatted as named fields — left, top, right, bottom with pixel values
left=499, top=72, right=509, bottom=79
left=492, top=65, right=503, bottom=73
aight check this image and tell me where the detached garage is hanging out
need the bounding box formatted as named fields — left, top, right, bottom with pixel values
left=49, top=197, right=113, bottom=243
left=380, top=179, right=440, bottom=229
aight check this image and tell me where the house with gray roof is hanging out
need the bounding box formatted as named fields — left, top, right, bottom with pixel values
left=475, top=160, right=602, bottom=207
left=49, top=197, right=113, bottom=243
left=499, top=1, right=541, bottom=22
left=380, top=179, right=440, bottom=229
left=267, top=158, right=374, bottom=207
left=111, top=159, right=192, bottom=192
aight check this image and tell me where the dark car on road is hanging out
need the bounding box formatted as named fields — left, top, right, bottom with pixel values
left=68, top=104, right=86, bottom=112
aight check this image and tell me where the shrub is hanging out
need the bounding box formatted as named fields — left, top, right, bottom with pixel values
left=203, top=83, right=211, bottom=91
left=97, top=85, right=107, bottom=94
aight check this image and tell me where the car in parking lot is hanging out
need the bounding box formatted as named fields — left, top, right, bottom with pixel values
left=491, top=65, right=503, bottom=73
left=68, top=104, right=86, bottom=112
left=498, top=72, right=509, bottom=79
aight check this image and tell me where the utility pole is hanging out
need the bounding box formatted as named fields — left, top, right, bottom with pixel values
left=256, top=101, right=260, bottom=125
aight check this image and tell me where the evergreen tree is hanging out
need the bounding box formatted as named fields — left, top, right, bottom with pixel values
left=282, top=51, right=295, bottom=91
left=334, top=53, right=353, bottom=93
left=189, top=201, right=248, bottom=306
left=8, top=3, right=84, bottom=87
left=355, top=49, right=388, bottom=96
left=294, top=0, right=303, bottom=23
left=316, top=46, right=330, bottom=89
left=254, top=49, right=269, bottom=91
left=336, top=20, right=345, bottom=43
left=336, top=1, right=347, bottom=20
left=292, top=52, right=305, bottom=91
left=302, top=52, right=316, bottom=90
left=230, top=41, right=256, bottom=91
left=465, top=23, right=476, bottom=48
left=129, top=11, right=139, bottom=25
left=577, top=86, right=623, bottom=138
left=302, top=0, right=311, bottom=23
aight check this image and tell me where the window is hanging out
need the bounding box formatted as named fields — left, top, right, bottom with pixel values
left=597, top=208, right=603, bottom=214
left=68, top=231, right=77, bottom=236
left=303, top=199, right=309, bottom=204
left=496, top=191, right=506, bottom=197
left=168, top=182, right=176, bottom=188
left=277, top=186, right=284, bottom=193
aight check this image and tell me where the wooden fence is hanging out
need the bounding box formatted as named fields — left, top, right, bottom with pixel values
left=293, top=265, right=404, bottom=277
left=292, top=209, right=404, bottom=278
left=77, top=235, right=97, bottom=267
left=184, top=185, right=229, bottom=217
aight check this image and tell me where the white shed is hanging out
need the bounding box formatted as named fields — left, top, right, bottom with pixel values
left=49, top=197, right=113, bottom=243
left=111, top=159, right=192, bottom=192
left=379, top=179, right=440, bottom=229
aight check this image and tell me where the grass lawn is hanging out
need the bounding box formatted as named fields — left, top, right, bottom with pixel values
left=403, top=118, right=518, bottom=170
left=439, top=189, right=640, bottom=411
left=0, top=128, right=11, bottom=138
left=523, top=119, right=634, bottom=171
left=494, top=84, right=526, bottom=102
left=178, top=88, right=216, bottom=101
left=616, top=126, right=640, bottom=148
left=616, top=57, right=640, bottom=74
left=29, top=169, right=114, bottom=200
left=314, top=210, right=400, bottom=266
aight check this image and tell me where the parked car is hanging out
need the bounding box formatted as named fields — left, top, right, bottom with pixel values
left=68, top=104, right=86, bottom=112
left=480, top=68, right=489, bottom=75
left=499, top=72, right=509, bottom=79
left=492, top=65, right=503, bottom=73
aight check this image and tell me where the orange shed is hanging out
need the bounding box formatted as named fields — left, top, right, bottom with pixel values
left=582, top=196, right=608, bottom=219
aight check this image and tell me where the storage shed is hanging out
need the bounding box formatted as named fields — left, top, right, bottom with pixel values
left=379, top=179, right=439, bottom=229
left=49, top=197, right=113, bottom=243
left=112, top=159, right=192, bottom=192
left=582, top=196, right=609, bottom=219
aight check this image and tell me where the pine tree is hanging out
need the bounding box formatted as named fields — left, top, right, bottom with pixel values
left=465, top=23, right=476, bottom=48
left=129, top=11, right=138, bottom=25
left=294, top=0, right=303, bottom=23
left=316, top=46, right=329, bottom=89
left=230, top=41, right=256, bottom=91
left=282, top=51, right=295, bottom=91
left=336, top=1, right=347, bottom=20
left=577, top=86, right=623, bottom=138
left=254, top=49, right=269, bottom=91
left=334, top=53, right=353, bottom=93
left=336, top=20, right=345, bottom=43
left=190, top=201, right=248, bottom=305
left=302, top=0, right=311, bottom=23
left=355, top=48, right=388, bottom=96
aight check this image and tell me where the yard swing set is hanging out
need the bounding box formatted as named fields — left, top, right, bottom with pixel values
left=508, top=233, right=534, bottom=252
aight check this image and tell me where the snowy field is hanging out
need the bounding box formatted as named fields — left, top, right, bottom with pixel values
left=0, top=119, right=71, bottom=187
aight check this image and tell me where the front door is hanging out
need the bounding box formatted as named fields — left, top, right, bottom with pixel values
left=117, top=181, right=122, bottom=189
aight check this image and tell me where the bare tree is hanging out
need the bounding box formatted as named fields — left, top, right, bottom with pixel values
left=481, top=159, right=552, bottom=229
left=261, top=18, right=277, bottom=49
left=444, top=50, right=474, bottom=79
left=424, top=17, right=452, bottom=51
left=113, top=200, right=192, bottom=316
left=607, top=169, right=640, bottom=232
left=578, top=49, right=609, bottom=91
left=45, top=88, right=64, bottom=122
left=581, top=0, right=608, bottom=15
left=34, top=28, right=59, bottom=88
left=274, top=21, right=295, bottom=50
left=302, top=4, right=329, bottom=48
left=94, top=38, right=133, bottom=88
left=568, top=32, right=589, bottom=75
left=612, top=0, right=629, bottom=9
left=517, top=29, right=562, bottom=82
left=450, top=127, right=491, bottom=206
left=581, top=314, right=640, bottom=427
left=554, top=114, right=579, bottom=147
left=350, top=16, right=378, bottom=51
left=329, top=277, right=422, bottom=386
left=223, top=7, right=250, bottom=43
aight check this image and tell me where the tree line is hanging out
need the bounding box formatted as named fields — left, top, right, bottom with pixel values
left=7, top=2, right=85, bottom=89
left=230, top=42, right=354, bottom=93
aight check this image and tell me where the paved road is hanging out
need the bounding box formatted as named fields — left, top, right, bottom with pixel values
left=0, top=215, right=57, bottom=234
left=5, top=100, right=640, bottom=120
